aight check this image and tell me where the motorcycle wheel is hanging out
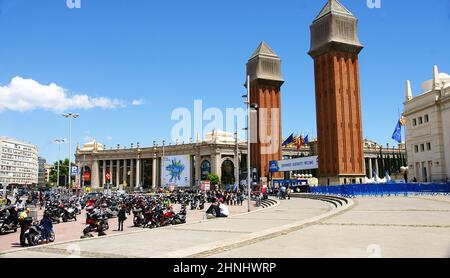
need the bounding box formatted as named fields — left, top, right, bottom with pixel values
left=49, top=232, right=55, bottom=242
left=0, top=225, right=7, bottom=235
left=62, top=216, right=68, bottom=223
left=27, top=233, right=38, bottom=246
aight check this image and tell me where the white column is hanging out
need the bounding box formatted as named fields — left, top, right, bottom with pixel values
left=123, top=159, right=128, bottom=186
left=116, top=160, right=120, bottom=187
left=91, top=160, right=99, bottom=188
left=109, top=160, right=114, bottom=186
left=136, top=158, right=141, bottom=188
left=152, top=157, right=157, bottom=189
left=368, top=159, right=373, bottom=179
left=130, top=159, right=135, bottom=187
left=102, top=160, right=106, bottom=187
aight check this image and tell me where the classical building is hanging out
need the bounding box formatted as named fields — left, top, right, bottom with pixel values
left=247, top=42, right=284, bottom=180
left=403, top=65, right=450, bottom=182
left=76, top=131, right=405, bottom=189
left=283, top=139, right=406, bottom=180
left=75, top=131, right=248, bottom=190
left=0, top=137, right=39, bottom=186
left=308, top=0, right=366, bottom=185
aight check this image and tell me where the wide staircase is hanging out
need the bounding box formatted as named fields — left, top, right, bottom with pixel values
left=290, top=193, right=349, bottom=208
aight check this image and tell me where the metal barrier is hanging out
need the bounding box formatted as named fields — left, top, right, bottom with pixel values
left=310, top=183, right=450, bottom=198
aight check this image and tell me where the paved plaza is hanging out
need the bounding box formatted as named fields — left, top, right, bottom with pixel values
left=1, top=196, right=449, bottom=258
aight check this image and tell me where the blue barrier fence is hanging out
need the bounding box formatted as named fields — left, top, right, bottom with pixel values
left=310, top=183, right=450, bottom=197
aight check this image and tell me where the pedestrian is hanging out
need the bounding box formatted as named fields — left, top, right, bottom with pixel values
left=40, top=212, right=53, bottom=244
left=117, top=204, right=127, bottom=231
left=287, top=187, right=291, bottom=200
left=18, top=208, right=30, bottom=247
left=39, top=191, right=44, bottom=210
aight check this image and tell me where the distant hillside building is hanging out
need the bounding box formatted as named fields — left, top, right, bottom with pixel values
left=403, top=65, right=450, bottom=182
left=0, top=137, right=39, bottom=186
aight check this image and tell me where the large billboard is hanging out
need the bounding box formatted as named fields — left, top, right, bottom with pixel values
left=161, top=155, right=190, bottom=187
left=269, top=156, right=318, bottom=173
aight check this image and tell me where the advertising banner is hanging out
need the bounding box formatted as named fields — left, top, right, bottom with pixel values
left=269, top=156, right=318, bottom=172
left=161, top=155, right=191, bottom=187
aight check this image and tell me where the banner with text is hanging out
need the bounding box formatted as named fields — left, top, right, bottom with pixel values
left=269, top=156, right=318, bottom=173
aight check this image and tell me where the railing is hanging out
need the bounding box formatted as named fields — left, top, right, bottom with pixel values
left=310, top=183, right=450, bottom=198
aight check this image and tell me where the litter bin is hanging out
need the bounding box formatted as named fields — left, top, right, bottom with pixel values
left=29, top=208, right=38, bottom=221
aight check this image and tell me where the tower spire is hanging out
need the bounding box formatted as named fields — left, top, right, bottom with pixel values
left=405, top=80, right=413, bottom=102
left=432, top=65, right=441, bottom=90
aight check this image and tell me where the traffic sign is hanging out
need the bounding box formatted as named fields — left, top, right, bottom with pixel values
left=105, top=172, right=111, bottom=181
left=70, top=166, right=79, bottom=176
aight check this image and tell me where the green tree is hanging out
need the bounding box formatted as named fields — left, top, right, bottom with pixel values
left=207, top=174, right=220, bottom=186
left=48, top=159, right=76, bottom=186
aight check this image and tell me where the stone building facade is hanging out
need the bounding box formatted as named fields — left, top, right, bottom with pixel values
left=403, top=65, right=450, bottom=182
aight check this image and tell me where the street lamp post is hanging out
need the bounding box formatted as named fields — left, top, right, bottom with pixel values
left=62, top=113, right=80, bottom=189
left=243, top=75, right=251, bottom=212
left=53, top=139, right=66, bottom=187
left=162, top=140, right=166, bottom=192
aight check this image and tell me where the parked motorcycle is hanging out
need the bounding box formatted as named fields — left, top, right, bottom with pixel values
left=81, top=210, right=109, bottom=238
left=0, top=208, right=18, bottom=235
left=61, top=205, right=77, bottom=222
left=24, top=221, right=55, bottom=246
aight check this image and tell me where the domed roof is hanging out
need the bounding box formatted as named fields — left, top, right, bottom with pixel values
left=421, top=72, right=450, bottom=92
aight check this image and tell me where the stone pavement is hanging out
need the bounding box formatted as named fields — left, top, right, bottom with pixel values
left=0, top=198, right=331, bottom=258
left=1, top=196, right=449, bottom=258
left=210, top=196, right=450, bottom=258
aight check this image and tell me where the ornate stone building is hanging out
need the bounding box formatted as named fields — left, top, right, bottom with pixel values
left=75, top=132, right=405, bottom=189
left=75, top=131, right=247, bottom=190
left=403, top=65, right=450, bottom=182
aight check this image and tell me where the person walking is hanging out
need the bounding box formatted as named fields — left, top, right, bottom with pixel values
left=39, top=212, right=53, bottom=244
left=18, top=208, right=30, bottom=247
left=117, top=204, right=127, bottom=231
left=39, top=191, right=44, bottom=210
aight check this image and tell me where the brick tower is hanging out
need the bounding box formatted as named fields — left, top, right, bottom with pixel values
left=308, top=0, right=366, bottom=185
left=246, top=42, right=284, bottom=180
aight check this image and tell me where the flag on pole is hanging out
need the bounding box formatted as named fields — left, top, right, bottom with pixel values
left=282, top=133, right=295, bottom=147
left=304, top=135, right=309, bottom=145
left=399, top=116, right=406, bottom=126
left=391, top=119, right=403, bottom=143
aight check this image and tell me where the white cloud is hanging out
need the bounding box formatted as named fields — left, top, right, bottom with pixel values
left=106, top=136, right=113, bottom=141
left=132, top=99, right=144, bottom=106
left=0, top=76, right=125, bottom=112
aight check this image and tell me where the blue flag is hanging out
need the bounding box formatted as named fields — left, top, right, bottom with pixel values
left=391, top=120, right=402, bottom=143
left=304, top=135, right=309, bottom=145
left=282, top=133, right=294, bottom=147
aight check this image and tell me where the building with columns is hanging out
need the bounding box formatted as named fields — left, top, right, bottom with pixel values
left=75, top=131, right=248, bottom=190
left=403, top=65, right=450, bottom=182
left=75, top=131, right=405, bottom=189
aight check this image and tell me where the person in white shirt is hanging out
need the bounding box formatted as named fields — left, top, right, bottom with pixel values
left=218, top=202, right=229, bottom=217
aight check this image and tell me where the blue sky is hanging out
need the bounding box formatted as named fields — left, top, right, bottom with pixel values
left=0, top=0, right=449, bottom=163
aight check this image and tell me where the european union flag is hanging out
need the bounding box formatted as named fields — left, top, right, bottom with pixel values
left=304, top=135, right=309, bottom=145
left=391, top=120, right=402, bottom=143
left=282, top=133, right=294, bottom=147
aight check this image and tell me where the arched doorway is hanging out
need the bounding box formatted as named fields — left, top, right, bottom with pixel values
left=221, top=160, right=235, bottom=186
left=201, top=160, right=211, bottom=180
left=81, top=166, right=92, bottom=187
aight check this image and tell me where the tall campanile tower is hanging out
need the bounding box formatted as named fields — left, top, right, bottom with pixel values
left=247, top=42, right=284, bottom=180
left=309, top=0, right=366, bottom=185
